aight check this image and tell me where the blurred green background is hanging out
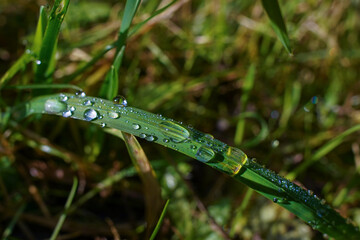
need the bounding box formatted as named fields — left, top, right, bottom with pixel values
left=1, top=0, right=360, bottom=239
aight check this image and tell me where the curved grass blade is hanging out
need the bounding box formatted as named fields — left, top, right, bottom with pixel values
left=35, top=0, right=70, bottom=83
left=49, top=177, right=78, bottom=240
left=261, top=0, right=292, bottom=54
left=19, top=93, right=360, bottom=239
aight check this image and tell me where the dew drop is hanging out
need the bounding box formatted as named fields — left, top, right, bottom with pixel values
left=84, top=109, right=99, bottom=121
left=75, top=90, right=86, bottom=97
left=132, top=124, right=140, bottom=130
left=44, top=99, right=67, bottom=113
left=204, top=134, right=214, bottom=140
left=59, top=94, right=68, bottom=102
left=190, top=145, right=197, bottom=150
left=195, top=146, right=215, bottom=163
left=107, top=111, right=120, bottom=119
left=69, top=106, right=76, bottom=111
left=113, top=95, right=127, bottom=107
left=159, top=121, right=190, bottom=143
left=139, top=133, right=146, bottom=138
left=62, top=110, right=73, bottom=118
left=163, top=139, right=170, bottom=143
left=83, top=100, right=94, bottom=106
left=273, top=198, right=278, bottom=203
left=145, top=135, right=156, bottom=142
left=223, top=147, right=248, bottom=175
left=35, top=60, right=41, bottom=65
left=100, top=123, right=106, bottom=128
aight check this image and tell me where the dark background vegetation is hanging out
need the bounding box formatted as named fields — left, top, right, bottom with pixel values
left=1, top=0, right=360, bottom=239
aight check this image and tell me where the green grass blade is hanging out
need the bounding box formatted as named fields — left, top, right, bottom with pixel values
left=32, top=6, right=48, bottom=59
left=99, top=0, right=140, bottom=98
left=1, top=203, right=26, bottom=239
left=62, top=0, right=174, bottom=83
left=149, top=199, right=170, bottom=240
left=234, top=64, right=256, bottom=145
left=6, top=83, right=83, bottom=91
left=261, top=0, right=292, bottom=54
left=35, top=0, right=70, bottom=83
left=99, top=46, right=124, bottom=99
left=19, top=93, right=360, bottom=239
left=288, top=124, right=360, bottom=180
left=67, top=167, right=136, bottom=214
left=0, top=52, right=33, bottom=90
left=116, top=0, right=141, bottom=49
left=49, top=177, right=78, bottom=240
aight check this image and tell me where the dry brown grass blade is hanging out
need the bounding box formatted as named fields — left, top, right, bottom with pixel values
left=122, top=132, right=163, bottom=236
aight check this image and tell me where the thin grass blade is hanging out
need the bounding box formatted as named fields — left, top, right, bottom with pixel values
left=0, top=52, right=33, bottom=90
left=149, top=199, right=170, bottom=240
left=261, top=0, right=292, bottom=54
left=235, top=64, right=256, bottom=145
left=49, top=177, right=78, bottom=240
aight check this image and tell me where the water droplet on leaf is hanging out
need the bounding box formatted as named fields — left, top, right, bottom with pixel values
left=132, top=124, right=140, bottom=130
left=159, top=121, right=190, bottom=143
left=62, top=110, right=73, bottom=118
left=83, top=100, right=94, bottom=106
left=75, top=91, right=86, bottom=97
left=84, top=108, right=99, bottom=121
left=107, top=111, right=120, bottom=119
left=100, top=123, right=106, bottom=128
left=196, top=146, right=215, bottom=162
left=113, top=95, right=127, bottom=107
left=44, top=99, right=67, bottom=113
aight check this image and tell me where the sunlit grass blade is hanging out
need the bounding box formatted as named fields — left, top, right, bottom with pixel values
left=35, top=0, right=70, bottom=83
left=235, top=64, right=255, bottom=146
left=20, top=93, right=360, bottom=239
left=149, top=199, right=170, bottom=240
left=99, top=46, right=124, bottom=99
left=32, top=6, right=47, bottom=70
left=288, top=124, right=360, bottom=180
left=0, top=52, right=33, bottom=90
left=49, top=177, right=78, bottom=240
left=1, top=203, right=26, bottom=239
left=261, top=0, right=292, bottom=54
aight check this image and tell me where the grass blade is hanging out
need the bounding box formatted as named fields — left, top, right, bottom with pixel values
left=20, top=93, right=360, bottom=239
left=234, top=64, right=256, bottom=145
left=122, top=132, right=164, bottom=237
left=1, top=203, right=26, bottom=239
left=261, top=0, right=292, bottom=54
left=149, top=199, right=170, bottom=240
left=49, top=177, right=78, bottom=240
left=288, top=124, right=360, bottom=180
left=0, top=52, right=33, bottom=90
left=35, top=0, right=70, bottom=83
